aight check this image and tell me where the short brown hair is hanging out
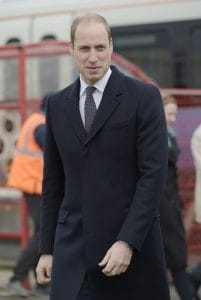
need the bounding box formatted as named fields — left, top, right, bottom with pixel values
left=70, top=13, right=111, bottom=45
left=162, top=94, right=177, bottom=107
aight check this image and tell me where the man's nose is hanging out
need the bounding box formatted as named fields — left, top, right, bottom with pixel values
left=88, top=50, right=98, bottom=63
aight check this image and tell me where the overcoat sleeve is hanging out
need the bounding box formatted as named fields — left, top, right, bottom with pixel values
left=117, top=85, right=168, bottom=251
left=39, top=96, right=65, bottom=254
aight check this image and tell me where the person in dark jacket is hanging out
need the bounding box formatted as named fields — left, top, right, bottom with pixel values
left=160, top=94, right=199, bottom=300
left=6, top=95, right=48, bottom=297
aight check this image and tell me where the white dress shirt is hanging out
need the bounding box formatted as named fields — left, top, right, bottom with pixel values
left=79, top=68, right=112, bottom=126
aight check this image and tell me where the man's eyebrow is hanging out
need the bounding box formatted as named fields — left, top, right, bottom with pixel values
left=96, top=43, right=106, bottom=47
left=78, top=44, right=90, bottom=48
left=77, top=43, right=107, bottom=47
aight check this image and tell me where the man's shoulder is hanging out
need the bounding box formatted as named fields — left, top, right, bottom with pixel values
left=48, top=79, right=79, bottom=105
left=124, top=74, right=159, bottom=95
left=49, top=84, right=73, bottom=100
left=124, top=77, right=161, bottom=103
left=111, top=66, right=159, bottom=95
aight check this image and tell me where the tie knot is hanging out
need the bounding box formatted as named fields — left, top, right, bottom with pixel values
left=86, top=86, right=96, bottom=97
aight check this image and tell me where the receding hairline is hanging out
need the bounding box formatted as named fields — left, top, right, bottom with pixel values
left=70, top=13, right=111, bottom=44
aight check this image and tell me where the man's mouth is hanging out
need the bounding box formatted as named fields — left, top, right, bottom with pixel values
left=87, top=66, right=100, bottom=69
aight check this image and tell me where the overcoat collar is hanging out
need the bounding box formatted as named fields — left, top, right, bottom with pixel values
left=66, top=66, right=124, bottom=145
left=67, top=79, right=86, bottom=144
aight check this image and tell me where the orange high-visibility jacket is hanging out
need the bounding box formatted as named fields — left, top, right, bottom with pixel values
left=7, top=112, right=45, bottom=195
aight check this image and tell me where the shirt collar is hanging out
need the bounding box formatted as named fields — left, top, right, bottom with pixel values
left=79, top=67, right=112, bottom=97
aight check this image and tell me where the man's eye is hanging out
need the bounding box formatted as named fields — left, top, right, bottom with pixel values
left=79, top=47, right=89, bottom=51
left=97, top=46, right=105, bottom=50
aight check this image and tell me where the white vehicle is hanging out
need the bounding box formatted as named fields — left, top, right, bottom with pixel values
left=0, top=0, right=201, bottom=88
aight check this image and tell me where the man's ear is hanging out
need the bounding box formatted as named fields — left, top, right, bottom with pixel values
left=110, top=38, right=113, bottom=52
left=69, top=41, right=74, bottom=55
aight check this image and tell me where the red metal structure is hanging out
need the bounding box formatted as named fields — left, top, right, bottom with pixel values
left=0, top=40, right=157, bottom=250
left=0, top=45, right=29, bottom=249
left=0, top=40, right=201, bottom=253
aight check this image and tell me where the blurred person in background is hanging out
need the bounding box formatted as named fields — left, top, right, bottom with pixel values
left=191, top=124, right=201, bottom=224
left=187, top=124, right=201, bottom=293
left=160, top=95, right=199, bottom=300
left=6, top=95, right=48, bottom=297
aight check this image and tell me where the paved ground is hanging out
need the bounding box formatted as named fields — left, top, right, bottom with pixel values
left=0, top=269, right=47, bottom=299
left=0, top=253, right=201, bottom=300
left=0, top=269, right=192, bottom=300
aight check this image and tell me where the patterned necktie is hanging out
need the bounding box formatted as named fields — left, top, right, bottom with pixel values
left=84, top=86, right=97, bottom=133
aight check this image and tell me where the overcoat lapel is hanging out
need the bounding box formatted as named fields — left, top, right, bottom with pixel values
left=85, top=88, right=120, bottom=145
left=66, top=67, right=123, bottom=145
left=66, top=79, right=86, bottom=144
left=85, top=68, right=123, bottom=145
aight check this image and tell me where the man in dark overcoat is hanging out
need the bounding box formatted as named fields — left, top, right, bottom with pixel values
left=36, top=13, right=170, bottom=300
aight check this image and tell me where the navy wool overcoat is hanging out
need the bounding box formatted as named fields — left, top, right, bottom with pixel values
left=40, top=66, right=170, bottom=300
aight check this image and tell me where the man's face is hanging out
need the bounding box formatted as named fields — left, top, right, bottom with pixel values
left=71, top=21, right=113, bottom=85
